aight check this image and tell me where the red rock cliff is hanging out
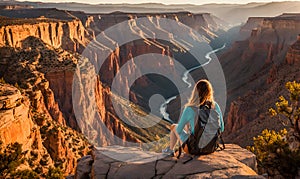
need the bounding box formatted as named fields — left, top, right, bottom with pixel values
left=0, top=83, right=33, bottom=147
left=0, top=37, right=90, bottom=175
left=0, top=17, right=89, bottom=52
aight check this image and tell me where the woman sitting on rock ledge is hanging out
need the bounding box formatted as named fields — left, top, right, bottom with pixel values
left=162, top=79, right=224, bottom=156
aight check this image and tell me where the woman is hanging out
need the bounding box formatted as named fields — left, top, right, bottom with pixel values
left=162, top=79, right=224, bottom=155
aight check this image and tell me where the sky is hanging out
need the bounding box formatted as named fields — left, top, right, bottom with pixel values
left=17, top=0, right=300, bottom=5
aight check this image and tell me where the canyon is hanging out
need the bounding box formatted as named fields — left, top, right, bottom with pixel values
left=0, top=7, right=227, bottom=176
left=0, top=3, right=299, bottom=177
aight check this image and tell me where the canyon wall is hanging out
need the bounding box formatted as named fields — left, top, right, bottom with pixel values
left=72, top=11, right=224, bottom=38
left=222, top=14, right=300, bottom=146
left=239, top=17, right=265, bottom=40
left=0, top=83, right=33, bottom=147
left=0, top=38, right=90, bottom=175
left=0, top=17, right=89, bottom=52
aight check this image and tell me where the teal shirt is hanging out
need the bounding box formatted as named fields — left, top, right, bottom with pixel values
left=176, top=103, right=224, bottom=142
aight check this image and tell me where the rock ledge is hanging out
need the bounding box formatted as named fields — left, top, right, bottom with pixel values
left=75, top=144, right=264, bottom=179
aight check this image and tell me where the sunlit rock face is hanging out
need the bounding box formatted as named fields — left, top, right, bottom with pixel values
left=0, top=36, right=90, bottom=175
left=0, top=17, right=88, bottom=53
left=0, top=83, right=33, bottom=147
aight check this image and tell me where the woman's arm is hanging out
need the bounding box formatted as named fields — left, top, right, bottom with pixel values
left=176, top=107, right=195, bottom=135
left=215, top=102, right=224, bottom=132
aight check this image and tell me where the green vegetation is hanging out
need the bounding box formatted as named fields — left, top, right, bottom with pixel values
left=0, top=140, right=64, bottom=178
left=248, top=81, right=300, bottom=178
left=12, top=169, right=39, bottom=179
left=0, top=141, right=25, bottom=178
left=248, top=129, right=300, bottom=178
left=33, top=113, right=47, bottom=126
left=46, top=167, right=64, bottom=179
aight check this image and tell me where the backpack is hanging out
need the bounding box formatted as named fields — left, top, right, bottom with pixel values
left=177, top=102, right=225, bottom=158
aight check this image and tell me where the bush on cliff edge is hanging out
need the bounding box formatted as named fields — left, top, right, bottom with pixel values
left=248, top=81, right=300, bottom=178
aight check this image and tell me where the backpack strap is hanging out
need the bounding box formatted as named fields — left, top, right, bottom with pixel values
left=176, top=145, right=182, bottom=159
left=216, top=132, right=225, bottom=151
left=219, top=135, right=225, bottom=150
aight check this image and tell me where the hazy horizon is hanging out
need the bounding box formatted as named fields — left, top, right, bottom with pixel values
left=15, top=0, right=300, bottom=5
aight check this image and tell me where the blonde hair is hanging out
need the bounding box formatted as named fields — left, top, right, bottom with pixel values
left=186, top=79, right=215, bottom=108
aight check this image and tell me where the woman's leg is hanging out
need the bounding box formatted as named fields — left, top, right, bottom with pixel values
left=169, top=124, right=189, bottom=150
left=170, top=124, right=181, bottom=150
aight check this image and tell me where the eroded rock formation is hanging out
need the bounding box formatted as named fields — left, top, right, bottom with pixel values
left=0, top=16, right=89, bottom=52
left=0, top=83, right=33, bottom=147
left=0, top=37, right=90, bottom=175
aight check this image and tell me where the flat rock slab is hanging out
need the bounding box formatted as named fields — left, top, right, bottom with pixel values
left=75, top=144, right=263, bottom=179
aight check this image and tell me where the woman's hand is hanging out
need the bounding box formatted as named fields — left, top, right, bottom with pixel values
left=170, top=124, right=176, bottom=131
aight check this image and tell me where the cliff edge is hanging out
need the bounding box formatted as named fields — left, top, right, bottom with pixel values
left=75, top=144, right=263, bottom=179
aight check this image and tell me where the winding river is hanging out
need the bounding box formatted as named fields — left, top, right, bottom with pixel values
left=160, top=44, right=226, bottom=123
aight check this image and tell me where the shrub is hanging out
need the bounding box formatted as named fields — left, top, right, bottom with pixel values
left=248, top=129, right=300, bottom=178
left=40, top=126, right=49, bottom=135
left=249, top=81, right=300, bottom=178
left=31, top=139, right=39, bottom=149
left=0, top=141, right=25, bottom=177
left=34, top=166, right=42, bottom=174
left=46, top=167, right=64, bottom=179
left=39, top=158, right=48, bottom=166
left=12, top=169, right=39, bottom=179
left=78, top=146, right=85, bottom=151
left=269, top=81, right=300, bottom=140
left=30, top=151, right=38, bottom=160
